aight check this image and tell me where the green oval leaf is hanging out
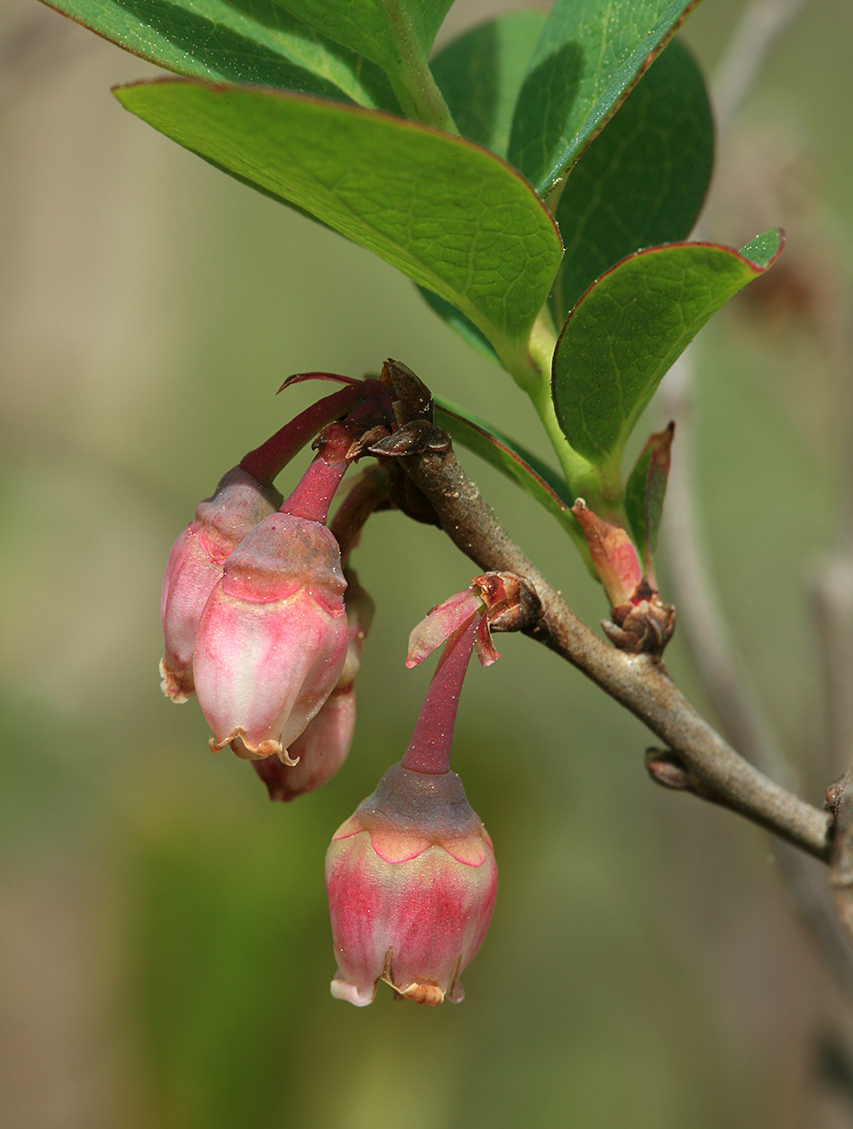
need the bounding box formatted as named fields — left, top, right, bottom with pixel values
left=508, top=0, right=701, bottom=197
left=551, top=37, right=714, bottom=325
left=41, top=0, right=398, bottom=109
left=551, top=231, right=784, bottom=482
left=115, top=79, right=564, bottom=368
left=431, top=10, right=547, bottom=157
left=434, top=398, right=581, bottom=542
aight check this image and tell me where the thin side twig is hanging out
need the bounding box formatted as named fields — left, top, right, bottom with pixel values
left=389, top=430, right=832, bottom=862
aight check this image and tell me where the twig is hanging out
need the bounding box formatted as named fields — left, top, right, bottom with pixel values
left=383, top=427, right=832, bottom=861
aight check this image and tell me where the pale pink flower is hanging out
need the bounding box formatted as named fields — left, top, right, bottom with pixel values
left=326, top=763, right=498, bottom=1006
left=193, top=512, right=348, bottom=761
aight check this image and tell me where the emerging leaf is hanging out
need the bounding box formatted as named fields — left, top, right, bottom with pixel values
left=624, top=423, right=675, bottom=582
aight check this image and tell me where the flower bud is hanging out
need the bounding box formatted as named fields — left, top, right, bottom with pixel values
left=252, top=570, right=373, bottom=800
left=571, top=500, right=644, bottom=608
left=571, top=499, right=675, bottom=654
left=193, top=512, right=348, bottom=760
left=326, top=763, right=498, bottom=1006
left=160, top=468, right=283, bottom=702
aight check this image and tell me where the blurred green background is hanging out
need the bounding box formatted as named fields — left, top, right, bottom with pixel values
left=2, top=0, right=852, bottom=1125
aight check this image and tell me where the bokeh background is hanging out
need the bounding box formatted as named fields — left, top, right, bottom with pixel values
left=2, top=0, right=853, bottom=1125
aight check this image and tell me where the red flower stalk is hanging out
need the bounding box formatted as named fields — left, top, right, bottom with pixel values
left=402, top=613, right=479, bottom=775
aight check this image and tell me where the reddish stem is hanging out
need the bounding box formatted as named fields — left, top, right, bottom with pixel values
left=280, top=455, right=350, bottom=524
left=239, top=385, right=360, bottom=485
left=402, top=613, right=479, bottom=775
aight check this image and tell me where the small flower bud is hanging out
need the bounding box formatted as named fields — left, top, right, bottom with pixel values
left=193, top=512, right=348, bottom=760
left=572, top=500, right=675, bottom=654
left=160, top=468, right=283, bottom=702
left=252, top=570, right=373, bottom=800
left=326, top=763, right=498, bottom=1006
left=571, top=500, right=645, bottom=608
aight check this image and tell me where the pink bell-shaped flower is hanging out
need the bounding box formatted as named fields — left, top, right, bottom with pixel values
left=160, top=467, right=283, bottom=703
left=326, top=762, right=497, bottom=1006
left=159, top=380, right=368, bottom=705
left=252, top=569, right=373, bottom=799
left=193, top=432, right=354, bottom=760
left=326, top=608, right=497, bottom=1005
left=194, top=508, right=348, bottom=761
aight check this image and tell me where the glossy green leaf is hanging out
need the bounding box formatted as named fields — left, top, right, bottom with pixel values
left=270, top=0, right=453, bottom=100
left=116, top=80, right=564, bottom=366
left=624, top=423, right=674, bottom=574
left=551, top=231, right=784, bottom=481
left=551, top=38, right=713, bottom=325
left=431, top=10, right=546, bottom=156
left=434, top=398, right=580, bottom=539
left=508, top=0, right=701, bottom=196
left=41, top=0, right=398, bottom=109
